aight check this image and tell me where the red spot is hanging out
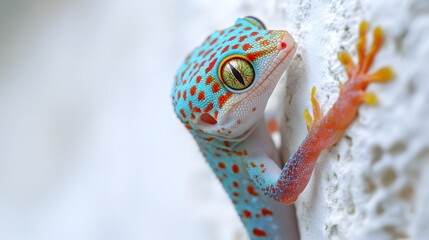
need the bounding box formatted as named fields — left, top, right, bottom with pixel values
left=198, top=91, right=205, bottom=101
left=205, top=76, right=214, bottom=85
left=244, top=27, right=252, bottom=31
left=190, top=113, right=195, bottom=119
left=190, top=86, right=196, bottom=96
left=242, top=43, right=251, bottom=51
left=212, top=82, right=220, bottom=93
left=235, top=151, right=243, bottom=156
left=232, top=44, right=239, bottom=49
left=180, top=109, right=186, bottom=118
left=221, top=45, right=230, bottom=54
left=199, top=60, right=207, bottom=68
left=209, top=52, right=216, bottom=61
left=247, top=186, right=259, bottom=196
left=218, top=92, right=232, bottom=109
left=233, top=192, right=240, bottom=197
left=196, top=76, right=202, bottom=83
left=224, top=141, right=230, bottom=147
left=228, top=28, right=235, bottom=33
left=177, top=90, right=181, bottom=100
left=204, top=103, right=213, bottom=112
left=205, top=58, right=217, bottom=74
left=243, top=150, right=248, bottom=156
left=218, top=162, right=226, bottom=169
left=201, top=113, right=217, bottom=125
left=214, top=153, right=221, bottom=157
left=239, top=35, right=247, bottom=42
left=203, top=48, right=213, bottom=58
left=281, top=41, right=287, bottom=49
left=250, top=31, right=258, bottom=36
left=233, top=181, right=239, bottom=187
left=183, top=90, right=187, bottom=101
left=214, top=111, right=219, bottom=119
left=255, top=36, right=263, bottom=41
left=219, top=30, right=225, bottom=35
left=243, top=210, right=252, bottom=218
left=261, top=208, right=273, bottom=216
left=253, top=228, right=267, bottom=237
left=193, top=107, right=201, bottom=113
left=228, top=36, right=237, bottom=41
left=235, top=23, right=242, bottom=27
left=210, top=38, right=218, bottom=45
left=232, top=164, right=239, bottom=173
left=204, top=137, right=214, bottom=142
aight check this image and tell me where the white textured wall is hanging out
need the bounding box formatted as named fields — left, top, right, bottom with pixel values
left=1, top=0, right=427, bottom=240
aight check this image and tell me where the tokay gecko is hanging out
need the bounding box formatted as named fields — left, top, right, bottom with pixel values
left=171, top=17, right=393, bottom=239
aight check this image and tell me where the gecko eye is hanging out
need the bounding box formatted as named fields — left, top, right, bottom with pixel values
left=219, top=56, right=255, bottom=92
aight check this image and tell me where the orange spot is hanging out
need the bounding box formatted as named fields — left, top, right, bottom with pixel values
left=212, top=82, right=220, bottom=93
left=190, top=113, right=195, bottom=119
left=253, top=228, right=267, bottom=237
left=232, top=164, right=239, bottom=173
left=205, top=58, right=217, bottom=74
left=198, top=91, right=205, bottom=101
left=235, top=151, right=243, bottom=156
left=267, top=118, right=278, bottom=133
left=250, top=162, right=256, bottom=168
left=243, top=210, right=252, bottom=218
left=260, top=39, right=270, bottom=46
left=232, top=44, right=239, bottom=49
left=193, top=107, right=201, bottom=113
left=218, top=92, right=232, bottom=109
left=242, top=43, right=251, bottom=51
left=190, top=86, right=196, bottom=96
left=214, top=153, right=221, bottom=157
left=243, top=150, right=248, bottom=156
left=205, top=76, right=214, bottom=85
left=247, top=186, right=259, bottom=196
left=261, top=208, right=273, bottom=216
left=180, top=109, right=186, bottom=118
left=218, top=162, right=226, bottom=169
left=221, top=45, right=229, bottom=54
left=196, top=76, right=202, bottom=83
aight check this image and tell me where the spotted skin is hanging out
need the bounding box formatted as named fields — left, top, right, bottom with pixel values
left=172, top=18, right=393, bottom=239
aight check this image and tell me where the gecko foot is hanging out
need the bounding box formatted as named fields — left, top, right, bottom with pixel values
left=337, top=21, right=393, bottom=104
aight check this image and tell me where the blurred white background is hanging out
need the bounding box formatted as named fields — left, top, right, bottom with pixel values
left=0, top=0, right=261, bottom=239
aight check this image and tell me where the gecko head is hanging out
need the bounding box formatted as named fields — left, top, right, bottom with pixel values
left=172, top=17, right=297, bottom=139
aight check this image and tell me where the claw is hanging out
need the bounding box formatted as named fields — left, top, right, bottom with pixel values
left=364, top=67, right=394, bottom=82
left=357, top=21, right=368, bottom=73
left=304, top=109, right=313, bottom=131
left=338, top=51, right=355, bottom=78
left=311, top=87, right=321, bottom=121
left=362, top=92, right=377, bottom=106
left=361, top=27, right=383, bottom=74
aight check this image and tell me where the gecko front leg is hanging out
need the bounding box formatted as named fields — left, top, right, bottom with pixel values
left=245, top=21, right=394, bottom=204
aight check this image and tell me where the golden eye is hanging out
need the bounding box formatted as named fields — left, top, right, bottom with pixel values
left=219, top=56, right=255, bottom=91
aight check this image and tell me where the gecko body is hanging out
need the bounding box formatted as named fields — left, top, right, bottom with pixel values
left=172, top=17, right=392, bottom=239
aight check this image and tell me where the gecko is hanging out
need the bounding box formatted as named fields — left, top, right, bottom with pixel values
left=171, top=17, right=393, bottom=239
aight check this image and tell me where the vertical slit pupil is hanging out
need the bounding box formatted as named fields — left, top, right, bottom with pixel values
left=228, top=62, right=245, bottom=85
